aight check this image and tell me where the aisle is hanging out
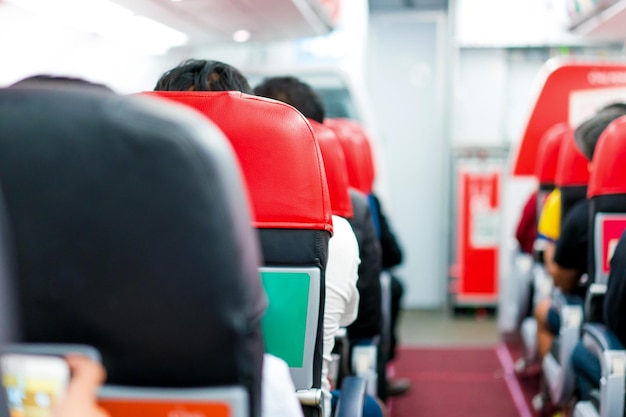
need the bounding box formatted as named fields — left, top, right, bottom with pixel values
left=390, top=345, right=533, bottom=417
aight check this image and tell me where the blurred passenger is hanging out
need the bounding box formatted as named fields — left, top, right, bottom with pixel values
left=571, top=231, right=626, bottom=400
left=255, top=76, right=385, bottom=417
left=571, top=105, right=626, bottom=401
left=10, top=75, right=113, bottom=92
left=515, top=190, right=538, bottom=255
left=255, top=76, right=383, bottom=349
left=534, top=105, right=626, bottom=361
left=154, top=59, right=253, bottom=94
left=157, top=62, right=361, bottom=417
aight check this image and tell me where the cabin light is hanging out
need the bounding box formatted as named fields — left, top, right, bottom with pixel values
left=233, top=29, right=251, bottom=43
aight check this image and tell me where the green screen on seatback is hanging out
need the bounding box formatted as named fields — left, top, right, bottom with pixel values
left=260, top=271, right=310, bottom=367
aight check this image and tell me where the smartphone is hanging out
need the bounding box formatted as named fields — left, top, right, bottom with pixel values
left=1, top=353, right=70, bottom=417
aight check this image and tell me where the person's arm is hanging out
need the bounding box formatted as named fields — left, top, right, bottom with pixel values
left=322, top=216, right=360, bottom=417
left=371, top=194, right=403, bottom=268
left=347, top=190, right=382, bottom=338
left=261, top=354, right=304, bottom=417
left=552, top=201, right=589, bottom=293
left=54, top=355, right=109, bottom=417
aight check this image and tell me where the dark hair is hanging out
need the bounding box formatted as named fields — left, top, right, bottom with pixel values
left=10, top=75, right=113, bottom=92
left=574, top=104, right=626, bottom=161
left=253, top=76, right=325, bottom=123
left=154, top=59, right=252, bottom=94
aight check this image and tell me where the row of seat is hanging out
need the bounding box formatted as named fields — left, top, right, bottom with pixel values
left=0, top=85, right=380, bottom=417
left=513, top=111, right=626, bottom=416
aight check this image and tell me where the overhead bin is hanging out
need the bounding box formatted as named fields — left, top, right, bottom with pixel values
left=107, top=0, right=341, bottom=43
left=566, top=0, right=626, bottom=39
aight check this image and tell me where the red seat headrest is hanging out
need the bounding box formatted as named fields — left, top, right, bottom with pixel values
left=309, top=120, right=353, bottom=219
left=535, top=123, right=568, bottom=185
left=588, top=115, right=626, bottom=198
left=145, top=91, right=333, bottom=233
left=325, top=118, right=375, bottom=194
left=555, top=128, right=589, bottom=187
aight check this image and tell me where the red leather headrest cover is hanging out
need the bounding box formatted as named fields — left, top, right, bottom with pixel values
left=555, top=128, right=589, bottom=187
left=588, top=115, right=626, bottom=198
left=145, top=91, right=332, bottom=233
left=535, top=123, right=567, bottom=185
left=325, top=118, right=375, bottom=194
left=309, top=120, right=353, bottom=219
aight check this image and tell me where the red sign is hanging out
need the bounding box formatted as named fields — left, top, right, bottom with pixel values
left=454, top=167, right=501, bottom=304
left=598, top=214, right=626, bottom=275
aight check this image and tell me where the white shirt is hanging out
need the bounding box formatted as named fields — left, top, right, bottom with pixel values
left=322, top=215, right=361, bottom=417
left=262, top=353, right=304, bottom=417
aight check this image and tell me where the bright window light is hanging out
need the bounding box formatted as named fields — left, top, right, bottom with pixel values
left=6, top=0, right=188, bottom=55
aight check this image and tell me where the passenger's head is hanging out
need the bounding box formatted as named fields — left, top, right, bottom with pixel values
left=10, top=75, right=112, bottom=92
left=253, top=76, right=325, bottom=123
left=154, top=59, right=252, bottom=94
left=574, top=103, right=626, bottom=161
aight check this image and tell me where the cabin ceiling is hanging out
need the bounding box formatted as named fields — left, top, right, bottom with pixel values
left=368, top=0, right=448, bottom=11
left=110, top=0, right=335, bottom=44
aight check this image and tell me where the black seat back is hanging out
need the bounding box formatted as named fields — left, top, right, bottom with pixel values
left=0, top=88, right=266, bottom=417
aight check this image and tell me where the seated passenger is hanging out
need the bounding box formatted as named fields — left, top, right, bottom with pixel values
left=571, top=231, right=626, bottom=400
left=155, top=62, right=363, bottom=417
left=155, top=60, right=304, bottom=417
left=254, top=76, right=384, bottom=417
left=534, top=105, right=626, bottom=362
left=10, top=75, right=113, bottom=92
left=515, top=190, right=538, bottom=255
left=154, top=59, right=253, bottom=94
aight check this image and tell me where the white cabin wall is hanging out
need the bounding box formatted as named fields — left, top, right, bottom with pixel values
left=366, top=12, right=449, bottom=309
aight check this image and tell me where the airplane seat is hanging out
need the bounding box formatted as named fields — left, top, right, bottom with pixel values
left=535, top=123, right=568, bottom=221
left=308, top=120, right=354, bottom=389
left=519, top=123, right=567, bottom=369
left=571, top=115, right=626, bottom=417
left=557, top=129, right=590, bottom=219
left=325, top=118, right=375, bottom=197
left=0, top=87, right=266, bottom=417
left=325, top=118, right=385, bottom=398
left=542, top=128, right=588, bottom=407
left=585, top=116, right=626, bottom=323
left=144, top=91, right=361, bottom=417
left=0, top=189, right=18, bottom=350
left=0, top=187, right=18, bottom=417
left=308, top=120, right=354, bottom=220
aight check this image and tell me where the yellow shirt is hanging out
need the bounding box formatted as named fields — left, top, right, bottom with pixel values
left=537, top=188, right=561, bottom=242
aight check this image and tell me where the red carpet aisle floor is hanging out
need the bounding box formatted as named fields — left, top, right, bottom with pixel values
left=390, top=346, right=535, bottom=417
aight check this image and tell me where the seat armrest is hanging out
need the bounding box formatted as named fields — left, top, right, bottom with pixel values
left=541, top=299, right=583, bottom=405
left=585, top=284, right=607, bottom=323
left=580, top=323, right=626, bottom=417
left=296, top=388, right=323, bottom=406
left=582, top=323, right=624, bottom=353
left=334, top=377, right=366, bottom=417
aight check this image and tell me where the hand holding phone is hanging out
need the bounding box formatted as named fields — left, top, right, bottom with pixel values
left=53, top=356, right=108, bottom=417
left=2, top=350, right=108, bottom=417
left=1, top=353, right=69, bottom=417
